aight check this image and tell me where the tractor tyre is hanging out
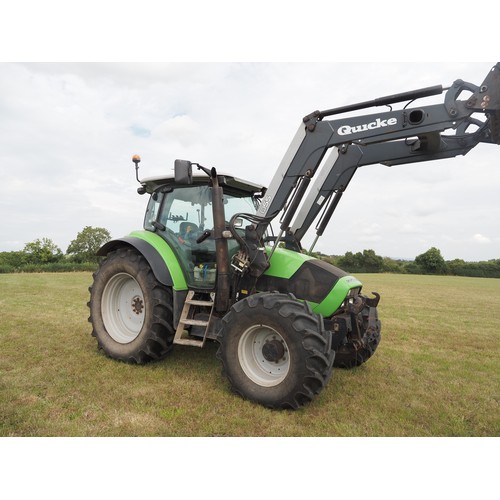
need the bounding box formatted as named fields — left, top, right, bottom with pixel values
left=216, top=293, right=335, bottom=410
left=88, top=247, right=175, bottom=364
left=333, top=313, right=381, bottom=369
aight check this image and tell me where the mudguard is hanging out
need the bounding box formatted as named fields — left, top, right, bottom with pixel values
left=97, top=231, right=188, bottom=291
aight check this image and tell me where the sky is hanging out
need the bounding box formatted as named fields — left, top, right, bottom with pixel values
left=1, top=61, right=499, bottom=261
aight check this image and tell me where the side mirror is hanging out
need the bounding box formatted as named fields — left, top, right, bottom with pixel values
left=174, top=159, right=193, bottom=185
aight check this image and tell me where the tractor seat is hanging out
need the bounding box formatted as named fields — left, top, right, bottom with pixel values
left=179, top=222, right=198, bottom=239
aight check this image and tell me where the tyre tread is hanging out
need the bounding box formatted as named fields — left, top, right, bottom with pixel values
left=88, top=247, right=175, bottom=364
left=217, top=292, right=335, bottom=409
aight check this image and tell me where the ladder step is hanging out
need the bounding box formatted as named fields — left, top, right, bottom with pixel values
left=186, top=299, right=214, bottom=307
left=179, top=318, right=209, bottom=327
left=173, top=338, right=204, bottom=347
left=173, top=290, right=214, bottom=348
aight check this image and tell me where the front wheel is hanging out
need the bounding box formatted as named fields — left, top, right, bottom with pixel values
left=333, top=303, right=381, bottom=369
left=88, top=247, right=175, bottom=364
left=216, top=293, right=335, bottom=409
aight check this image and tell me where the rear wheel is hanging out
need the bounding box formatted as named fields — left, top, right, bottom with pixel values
left=217, top=293, right=335, bottom=409
left=333, top=334, right=381, bottom=368
left=88, top=247, right=175, bottom=363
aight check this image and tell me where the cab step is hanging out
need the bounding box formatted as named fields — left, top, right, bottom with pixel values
left=173, top=290, right=215, bottom=348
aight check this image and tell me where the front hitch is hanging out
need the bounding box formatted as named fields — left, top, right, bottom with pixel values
left=365, top=291, right=380, bottom=308
left=327, top=291, right=382, bottom=368
left=347, top=292, right=381, bottom=346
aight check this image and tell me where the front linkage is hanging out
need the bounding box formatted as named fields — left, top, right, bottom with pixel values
left=326, top=291, right=381, bottom=369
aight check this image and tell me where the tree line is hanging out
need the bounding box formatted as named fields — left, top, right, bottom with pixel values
left=315, top=247, right=500, bottom=279
left=0, top=226, right=111, bottom=273
left=1, top=228, right=499, bottom=278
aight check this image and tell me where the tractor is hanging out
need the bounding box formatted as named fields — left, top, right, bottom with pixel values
left=88, top=63, right=500, bottom=409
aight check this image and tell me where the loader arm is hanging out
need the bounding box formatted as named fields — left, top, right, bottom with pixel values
left=256, top=63, right=500, bottom=251
left=291, top=119, right=492, bottom=246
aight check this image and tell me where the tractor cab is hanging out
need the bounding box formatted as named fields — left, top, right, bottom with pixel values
left=140, top=171, right=264, bottom=289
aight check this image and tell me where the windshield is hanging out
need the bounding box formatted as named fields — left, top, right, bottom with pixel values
left=144, top=185, right=257, bottom=288
left=159, top=186, right=256, bottom=232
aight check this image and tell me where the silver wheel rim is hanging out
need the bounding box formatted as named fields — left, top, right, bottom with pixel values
left=102, top=273, right=145, bottom=343
left=238, top=325, right=290, bottom=387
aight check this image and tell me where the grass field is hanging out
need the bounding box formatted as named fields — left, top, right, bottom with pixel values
left=1, top=272, right=499, bottom=437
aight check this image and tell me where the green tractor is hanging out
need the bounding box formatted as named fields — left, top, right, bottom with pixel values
left=88, top=63, right=500, bottom=409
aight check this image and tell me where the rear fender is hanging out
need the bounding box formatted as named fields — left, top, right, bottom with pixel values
left=97, top=233, right=188, bottom=327
left=97, top=233, right=187, bottom=290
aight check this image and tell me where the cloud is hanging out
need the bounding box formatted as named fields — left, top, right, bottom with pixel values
left=472, top=234, right=491, bottom=244
left=152, top=115, right=200, bottom=146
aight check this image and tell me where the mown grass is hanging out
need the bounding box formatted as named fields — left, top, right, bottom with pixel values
left=1, top=272, right=498, bottom=436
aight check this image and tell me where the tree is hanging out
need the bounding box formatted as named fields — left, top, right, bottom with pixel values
left=337, top=251, right=357, bottom=271
left=0, top=251, right=26, bottom=270
left=415, top=247, right=448, bottom=274
left=66, top=226, right=111, bottom=262
left=361, top=249, right=384, bottom=272
left=23, top=238, right=63, bottom=264
left=337, top=249, right=384, bottom=272
left=382, top=256, right=405, bottom=273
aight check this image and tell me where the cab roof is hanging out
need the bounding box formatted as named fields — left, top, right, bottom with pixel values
left=140, top=172, right=266, bottom=196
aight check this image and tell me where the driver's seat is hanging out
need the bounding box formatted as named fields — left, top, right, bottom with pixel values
left=179, top=222, right=198, bottom=239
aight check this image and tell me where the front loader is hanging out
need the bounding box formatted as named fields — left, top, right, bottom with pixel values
left=88, top=63, right=500, bottom=409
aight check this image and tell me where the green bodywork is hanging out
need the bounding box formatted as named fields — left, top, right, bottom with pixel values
left=128, top=230, right=188, bottom=290
left=125, top=231, right=362, bottom=318
left=314, top=274, right=363, bottom=317
left=263, top=246, right=363, bottom=317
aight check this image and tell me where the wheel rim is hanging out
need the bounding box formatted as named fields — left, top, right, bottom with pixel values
left=101, top=273, right=145, bottom=343
left=238, top=325, right=290, bottom=387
